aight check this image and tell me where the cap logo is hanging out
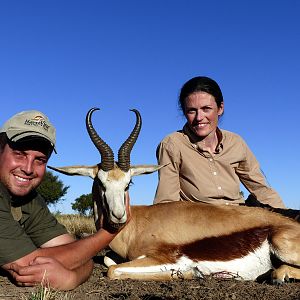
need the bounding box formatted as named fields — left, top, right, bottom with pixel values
left=24, top=115, right=50, bottom=132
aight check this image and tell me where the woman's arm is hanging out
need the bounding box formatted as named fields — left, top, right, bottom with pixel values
left=236, top=141, right=285, bottom=208
left=154, top=140, right=181, bottom=204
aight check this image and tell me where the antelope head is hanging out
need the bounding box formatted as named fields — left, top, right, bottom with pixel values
left=48, top=108, right=163, bottom=230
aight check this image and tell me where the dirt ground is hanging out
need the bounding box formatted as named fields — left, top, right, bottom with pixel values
left=1, top=252, right=299, bottom=300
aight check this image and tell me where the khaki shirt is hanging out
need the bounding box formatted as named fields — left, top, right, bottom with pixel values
left=154, top=125, right=285, bottom=208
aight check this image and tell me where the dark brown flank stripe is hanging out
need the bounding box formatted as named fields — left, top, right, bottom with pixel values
left=147, top=227, right=272, bottom=264
left=180, top=227, right=271, bottom=261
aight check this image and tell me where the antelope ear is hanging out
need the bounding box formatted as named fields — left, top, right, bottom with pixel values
left=130, top=164, right=168, bottom=176
left=48, top=165, right=99, bottom=179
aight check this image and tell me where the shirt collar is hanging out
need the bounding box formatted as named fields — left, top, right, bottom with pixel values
left=0, top=181, right=12, bottom=203
left=0, top=181, right=37, bottom=207
left=183, top=123, right=224, bottom=153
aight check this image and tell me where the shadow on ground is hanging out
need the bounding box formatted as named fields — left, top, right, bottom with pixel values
left=1, top=252, right=299, bottom=300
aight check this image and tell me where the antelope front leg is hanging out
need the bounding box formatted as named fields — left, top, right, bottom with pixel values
left=271, top=223, right=300, bottom=284
left=107, top=256, right=195, bottom=281
left=272, top=265, right=300, bottom=284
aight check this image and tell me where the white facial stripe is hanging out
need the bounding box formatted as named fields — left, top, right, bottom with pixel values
left=98, top=169, right=130, bottom=223
left=97, top=165, right=161, bottom=224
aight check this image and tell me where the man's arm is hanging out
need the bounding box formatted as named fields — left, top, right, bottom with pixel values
left=3, top=193, right=131, bottom=290
left=8, top=256, right=93, bottom=290
left=3, top=227, right=119, bottom=290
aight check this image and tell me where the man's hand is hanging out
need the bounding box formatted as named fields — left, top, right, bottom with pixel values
left=8, top=257, right=78, bottom=290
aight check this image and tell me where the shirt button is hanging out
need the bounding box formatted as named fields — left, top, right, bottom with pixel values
left=218, top=186, right=222, bottom=190
left=225, top=202, right=229, bottom=205
left=213, top=172, right=217, bottom=175
left=209, top=158, right=213, bottom=162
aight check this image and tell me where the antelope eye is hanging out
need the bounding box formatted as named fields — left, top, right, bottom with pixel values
left=99, top=181, right=106, bottom=191
left=125, top=180, right=133, bottom=191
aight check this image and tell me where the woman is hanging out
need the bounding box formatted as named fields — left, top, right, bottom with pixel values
left=154, top=76, right=285, bottom=208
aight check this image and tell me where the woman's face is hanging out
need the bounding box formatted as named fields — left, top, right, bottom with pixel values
left=184, top=91, right=224, bottom=138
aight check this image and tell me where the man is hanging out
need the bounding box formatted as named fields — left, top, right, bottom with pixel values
left=0, top=110, right=129, bottom=290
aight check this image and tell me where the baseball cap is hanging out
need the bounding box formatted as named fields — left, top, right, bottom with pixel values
left=0, top=110, right=56, bottom=152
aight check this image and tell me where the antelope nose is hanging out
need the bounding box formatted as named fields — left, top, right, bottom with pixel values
left=112, top=210, right=125, bottom=220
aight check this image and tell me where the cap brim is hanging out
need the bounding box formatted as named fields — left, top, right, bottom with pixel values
left=6, top=130, right=56, bottom=152
left=8, top=133, right=57, bottom=154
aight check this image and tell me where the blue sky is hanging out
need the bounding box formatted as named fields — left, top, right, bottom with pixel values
left=1, top=1, right=299, bottom=212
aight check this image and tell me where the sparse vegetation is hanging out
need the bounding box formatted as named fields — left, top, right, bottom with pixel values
left=23, top=286, right=63, bottom=300
left=37, top=171, right=69, bottom=206
left=22, top=285, right=72, bottom=300
left=71, top=193, right=93, bottom=216
left=55, top=214, right=96, bottom=238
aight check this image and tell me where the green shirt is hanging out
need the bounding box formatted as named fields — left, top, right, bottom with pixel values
left=0, top=182, right=67, bottom=265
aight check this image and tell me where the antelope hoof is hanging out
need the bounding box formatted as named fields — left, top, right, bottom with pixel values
left=271, top=270, right=289, bottom=285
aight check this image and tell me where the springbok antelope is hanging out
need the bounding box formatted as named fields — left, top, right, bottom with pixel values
left=49, top=108, right=300, bottom=284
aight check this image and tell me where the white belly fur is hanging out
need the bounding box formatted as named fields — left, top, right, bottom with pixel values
left=113, top=240, right=272, bottom=280
left=194, top=240, right=272, bottom=280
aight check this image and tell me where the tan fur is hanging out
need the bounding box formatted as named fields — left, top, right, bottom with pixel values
left=107, top=167, right=125, bottom=181
left=272, top=265, right=300, bottom=282
left=107, top=201, right=300, bottom=281
left=48, top=159, right=300, bottom=282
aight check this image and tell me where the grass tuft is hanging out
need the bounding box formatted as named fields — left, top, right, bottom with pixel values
left=55, top=214, right=96, bottom=238
left=22, top=285, right=72, bottom=300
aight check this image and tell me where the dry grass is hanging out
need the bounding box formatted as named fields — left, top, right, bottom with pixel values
left=55, top=214, right=96, bottom=238
left=22, top=286, right=72, bottom=300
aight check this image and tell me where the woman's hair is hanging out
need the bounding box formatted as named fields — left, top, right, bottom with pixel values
left=178, top=76, right=224, bottom=113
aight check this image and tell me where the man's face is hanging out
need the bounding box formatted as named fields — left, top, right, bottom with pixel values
left=0, top=143, right=48, bottom=197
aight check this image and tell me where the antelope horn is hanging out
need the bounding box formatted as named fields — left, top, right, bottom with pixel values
left=117, top=109, right=142, bottom=172
left=86, top=108, right=114, bottom=171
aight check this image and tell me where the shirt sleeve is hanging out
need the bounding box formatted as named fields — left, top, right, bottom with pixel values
left=22, top=195, right=68, bottom=247
left=154, top=138, right=181, bottom=204
left=235, top=139, right=285, bottom=208
left=0, top=194, right=68, bottom=266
